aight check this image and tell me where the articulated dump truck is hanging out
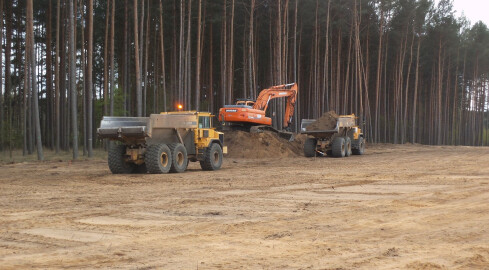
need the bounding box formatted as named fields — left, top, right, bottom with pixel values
left=98, top=111, right=227, bottom=174
left=301, top=114, right=365, bottom=158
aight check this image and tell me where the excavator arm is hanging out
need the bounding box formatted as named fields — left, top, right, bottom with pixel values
left=253, top=83, right=298, bottom=128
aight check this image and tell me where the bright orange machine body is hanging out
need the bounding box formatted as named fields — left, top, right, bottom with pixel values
left=218, top=83, right=298, bottom=128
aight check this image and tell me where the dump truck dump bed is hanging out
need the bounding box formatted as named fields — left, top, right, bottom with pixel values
left=300, top=116, right=356, bottom=138
left=97, top=113, right=200, bottom=145
left=98, top=117, right=149, bottom=139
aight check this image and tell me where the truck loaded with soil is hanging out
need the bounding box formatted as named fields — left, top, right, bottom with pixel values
left=301, top=111, right=366, bottom=158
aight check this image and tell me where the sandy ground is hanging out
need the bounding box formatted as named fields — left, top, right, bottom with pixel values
left=0, top=144, right=488, bottom=269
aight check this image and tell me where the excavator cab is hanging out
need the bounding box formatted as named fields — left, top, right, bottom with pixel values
left=235, top=99, right=255, bottom=108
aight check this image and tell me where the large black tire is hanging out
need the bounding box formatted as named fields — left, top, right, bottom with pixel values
left=168, top=143, right=188, bottom=173
left=331, top=137, right=346, bottom=158
left=344, top=137, right=352, bottom=157
left=352, top=137, right=366, bottom=155
left=200, top=143, right=223, bottom=171
left=303, top=138, right=317, bottom=157
left=145, top=144, right=172, bottom=174
left=108, top=144, right=135, bottom=174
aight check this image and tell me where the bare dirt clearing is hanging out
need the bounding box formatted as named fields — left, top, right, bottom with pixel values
left=0, top=144, right=488, bottom=269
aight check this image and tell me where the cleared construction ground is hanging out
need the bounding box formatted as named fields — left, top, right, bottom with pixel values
left=0, top=141, right=488, bottom=269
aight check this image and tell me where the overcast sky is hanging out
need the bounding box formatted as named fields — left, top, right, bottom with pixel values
left=447, top=0, right=489, bottom=26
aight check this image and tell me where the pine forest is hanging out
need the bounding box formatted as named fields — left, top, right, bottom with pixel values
left=1, top=0, right=488, bottom=160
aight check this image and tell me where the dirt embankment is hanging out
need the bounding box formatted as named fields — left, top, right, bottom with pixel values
left=224, top=131, right=305, bottom=159
left=306, top=111, right=338, bottom=131
left=221, top=111, right=342, bottom=159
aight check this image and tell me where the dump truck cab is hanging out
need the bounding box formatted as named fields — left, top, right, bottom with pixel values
left=98, top=111, right=227, bottom=174
left=163, top=111, right=225, bottom=162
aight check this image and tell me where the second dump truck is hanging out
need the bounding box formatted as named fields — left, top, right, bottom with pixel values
left=301, top=114, right=365, bottom=158
left=98, top=111, right=226, bottom=174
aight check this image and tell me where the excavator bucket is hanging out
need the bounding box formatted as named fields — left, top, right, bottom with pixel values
left=278, top=131, right=295, bottom=141
left=249, top=125, right=295, bottom=142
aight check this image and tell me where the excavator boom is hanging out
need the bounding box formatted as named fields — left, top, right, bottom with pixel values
left=252, top=83, right=297, bottom=128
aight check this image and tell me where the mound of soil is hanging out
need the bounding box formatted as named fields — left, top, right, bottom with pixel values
left=306, top=111, right=339, bottom=131
left=224, top=131, right=304, bottom=159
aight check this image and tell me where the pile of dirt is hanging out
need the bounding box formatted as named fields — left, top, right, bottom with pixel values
left=224, top=131, right=304, bottom=159
left=306, top=111, right=339, bottom=131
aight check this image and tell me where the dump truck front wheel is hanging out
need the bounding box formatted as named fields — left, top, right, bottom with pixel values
left=304, top=138, right=317, bottom=157
left=145, top=144, right=172, bottom=174
left=352, top=137, right=365, bottom=155
left=200, top=143, right=223, bottom=171
left=344, top=137, right=352, bottom=157
left=332, top=137, right=346, bottom=158
left=169, top=143, right=188, bottom=173
left=108, top=144, right=135, bottom=174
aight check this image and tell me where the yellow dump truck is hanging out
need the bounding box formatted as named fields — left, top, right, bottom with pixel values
left=97, top=111, right=227, bottom=174
left=301, top=114, right=365, bottom=158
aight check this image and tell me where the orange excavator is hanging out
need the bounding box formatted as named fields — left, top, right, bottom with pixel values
left=218, top=83, right=298, bottom=140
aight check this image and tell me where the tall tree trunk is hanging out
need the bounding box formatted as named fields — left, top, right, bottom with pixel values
left=123, top=0, right=129, bottom=115
left=110, top=0, right=116, bottom=116
left=80, top=0, right=87, bottom=156
left=227, top=0, right=235, bottom=105
left=143, top=0, right=150, bottom=115
left=374, top=6, right=384, bottom=143
left=412, top=36, right=421, bottom=143
left=248, top=0, right=255, bottom=99
left=221, top=0, right=227, bottom=107
left=69, top=0, right=78, bottom=159
left=46, top=0, right=53, bottom=149
left=437, top=39, right=443, bottom=145
left=87, top=0, right=94, bottom=157
left=185, top=0, right=192, bottom=108
left=195, top=0, right=202, bottom=111
left=322, top=0, right=331, bottom=114
left=27, top=0, right=44, bottom=160
left=158, top=0, right=167, bottom=112
left=402, top=29, right=415, bottom=144
left=178, top=0, right=185, bottom=106
left=208, top=23, right=214, bottom=112
left=139, top=0, right=145, bottom=114
left=4, top=0, right=12, bottom=152
left=134, top=0, right=142, bottom=116
left=0, top=0, right=3, bottom=151
left=103, top=0, right=110, bottom=116
left=23, top=43, right=28, bottom=156
left=55, top=0, right=60, bottom=153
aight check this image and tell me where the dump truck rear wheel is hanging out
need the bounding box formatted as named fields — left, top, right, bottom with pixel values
left=145, top=144, right=172, bottom=174
left=344, top=137, right=352, bottom=157
left=108, top=144, right=135, bottom=174
left=200, top=143, right=223, bottom=171
left=352, top=137, right=365, bottom=155
left=332, top=137, right=346, bottom=158
left=169, top=143, right=188, bottom=173
left=304, top=138, right=317, bottom=157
